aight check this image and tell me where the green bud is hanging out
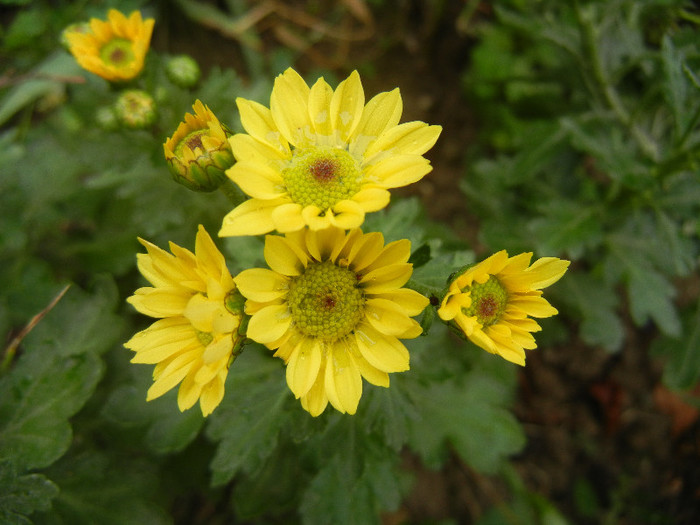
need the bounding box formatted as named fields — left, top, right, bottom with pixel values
left=114, top=89, right=157, bottom=129
left=164, top=100, right=234, bottom=192
left=165, top=55, right=201, bottom=89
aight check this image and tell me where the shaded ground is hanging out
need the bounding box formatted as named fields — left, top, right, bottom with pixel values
left=156, top=1, right=700, bottom=523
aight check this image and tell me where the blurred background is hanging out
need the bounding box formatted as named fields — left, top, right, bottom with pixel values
left=1, top=1, right=699, bottom=524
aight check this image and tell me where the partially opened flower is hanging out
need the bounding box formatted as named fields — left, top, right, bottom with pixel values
left=219, top=68, right=442, bottom=236
left=125, top=225, right=246, bottom=416
left=235, top=227, right=429, bottom=416
left=438, top=250, right=569, bottom=366
left=164, top=100, right=234, bottom=192
left=65, top=9, right=154, bottom=82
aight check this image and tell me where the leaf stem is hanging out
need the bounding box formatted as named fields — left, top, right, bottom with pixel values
left=576, top=3, right=659, bottom=161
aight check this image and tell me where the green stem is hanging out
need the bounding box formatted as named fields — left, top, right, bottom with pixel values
left=577, top=3, right=659, bottom=161
left=218, top=178, right=247, bottom=207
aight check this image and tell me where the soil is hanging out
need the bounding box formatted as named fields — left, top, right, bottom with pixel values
left=155, top=1, right=700, bottom=523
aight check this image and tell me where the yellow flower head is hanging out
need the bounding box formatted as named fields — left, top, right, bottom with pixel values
left=437, top=250, right=570, bottom=366
left=164, top=100, right=234, bottom=192
left=235, top=227, right=429, bottom=416
left=65, top=9, right=154, bottom=82
left=125, top=226, right=245, bottom=416
left=219, top=68, right=442, bottom=237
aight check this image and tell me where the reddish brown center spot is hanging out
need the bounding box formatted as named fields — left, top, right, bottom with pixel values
left=186, top=134, right=204, bottom=151
left=110, top=48, right=126, bottom=63
left=320, top=294, right=336, bottom=309
left=477, top=295, right=498, bottom=319
left=310, top=159, right=337, bottom=183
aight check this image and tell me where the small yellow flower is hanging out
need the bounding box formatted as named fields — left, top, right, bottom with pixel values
left=65, top=9, right=154, bottom=82
left=164, top=100, right=234, bottom=192
left=438, top=250, right=569, bottom=366
left=219, top=68, right=442, bottom=237
left=235, top=227, right=429, bottom=416
left=125, top=226, right=245, bottom=416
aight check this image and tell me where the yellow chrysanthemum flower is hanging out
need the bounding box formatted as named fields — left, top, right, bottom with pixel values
left=437, top=250, right=570, bottom=366
left=65, top=9, right=154, bottom=82
left=219, top=68, right=442, bottom=236
left=125, top=225, right=246, bottom=416
left=234, top=227, right=429, bottom=416
left=164, top=100, right=234, bottom=192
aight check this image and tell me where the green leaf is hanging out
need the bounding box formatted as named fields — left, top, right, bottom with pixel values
left=102, top=383, right=204, bottom=455
left=557, top=272, right=624, bottom=352
left=528, top=199, right=603, bottom=259
left=0, top=52, right=80, bottom=127
left=407, top=371, right=524, bottom=473
left=661, top=35, right=691, bottom=137
left=300, top=422, right=404, bottom=525
left=0, top=353, right=103, bottom=471
left=0, top=459, right=58, bottom=525
left=206, top=348, right=292, bottom=486
left=34, top=451, right=170, bottom=525
left=0, top=280, right=123, bottom=471
left=652, top=301, right=700, bottom=390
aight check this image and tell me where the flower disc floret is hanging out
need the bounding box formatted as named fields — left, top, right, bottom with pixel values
left=234, top=227, right=430, bottom=416
left=219, top=67, right=442, bottom=236
left=287, top=261, right=364, bottom=340
left=64, top=9, right=154, bottom=82
left=438, top=250, right=570, bottom=366
left=284, top=146, right=363, bottom=210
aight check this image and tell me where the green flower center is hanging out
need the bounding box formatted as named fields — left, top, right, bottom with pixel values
left=196, top=330, right=213, bottom=347
left=462, top=276, right=508, bottom=327
left=283, top=146, right=362, bottom=210
left=176, top=129, right=209, bottom=157
left=287, top=260, right=365, bottom=341
left=99, top=38, right=135, bottom=67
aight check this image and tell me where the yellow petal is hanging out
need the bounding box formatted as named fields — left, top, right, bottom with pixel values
left=270, top=68, right=312, bottom=148
left=347, top=231, right=385, bottom=272
left=330, top=70, right=364, bottom=143
left=247, top=304, right=291, bottom=344
left=308, top=77, right=334, bottom=138
left=525, top=257, right=570, bottom=289
left=219, top=198, right=286, bottom=237
left=271, top=203, right=307, bottom=233
left=352, top=187, right=391, bottom=213
left=364, top=298, right=421, bottom=337
left=328, top=200, right=365, bottom=230
left=306, top=226, right=345, bottom=262
left=285, top=337, right=322, bottom=398
left=227, top=161, right=285, bottom=200
left=234, top=268, right=289, bottom=302
left=264, top=234, right=308, bottom=276
left=177, top=373, right=201, bottom=411
left=127, top=288, right=190, bottom=317
left=300, top=359, right=329, bottom=416
left=199, top=372, right=226, bottom=416
left=364, top=154, right=432, bottom=188
left=229, top=133, right=289, bottom=163
left=360, top=263, right=412, bottom=293
left=324, top=342, right=362, bottom=414
left=373, top=288, right=429, bottom=316
left=350, top=88, right=403, bottom=157
left=236, top=97, right=289, bottom=154
left=364, top=121, right=442, bottom=160
left=363, top=239, right=411, bottom=272
left=355, top=322, right=410, bottom=373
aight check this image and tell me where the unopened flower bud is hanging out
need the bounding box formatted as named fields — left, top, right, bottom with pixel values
left=114, top=89, right=157, bottom=129
left=165, top=55, right=201, bottom=88
left=95, top=105, right=119, bottom=131
left=163, top=100, right=234, bottom=192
